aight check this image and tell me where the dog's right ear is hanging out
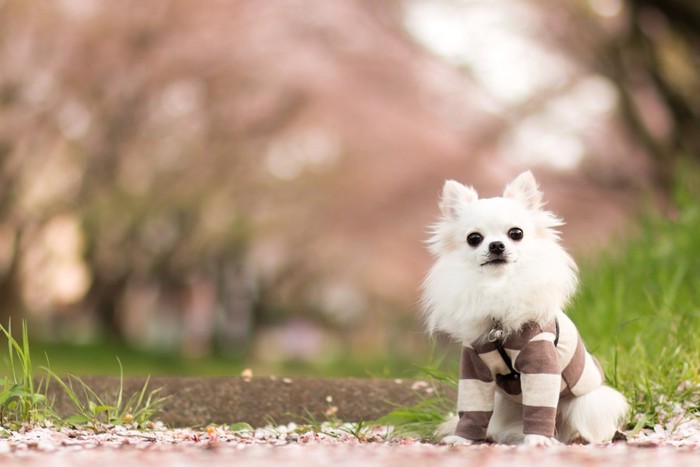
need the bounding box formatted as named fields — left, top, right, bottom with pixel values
left=439, top=180, right=478, bottom=218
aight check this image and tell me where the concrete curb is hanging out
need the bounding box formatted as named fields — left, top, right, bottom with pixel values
left=45, top=376, right=452, bottom=427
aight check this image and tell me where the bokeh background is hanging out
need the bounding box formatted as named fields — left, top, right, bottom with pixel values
left=0, top=0, right=698, bottom=376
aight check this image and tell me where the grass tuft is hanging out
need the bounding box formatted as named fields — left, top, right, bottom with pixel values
left=0, top=321, right=51, bottom=426
left=1, top=321, right=167, bottom=428
left=372, top=368, right=455, bottom=441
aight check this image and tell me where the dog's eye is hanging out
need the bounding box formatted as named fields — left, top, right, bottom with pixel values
left=508, top=228, right=524, bottom=241
left=466, top=232, right=483, bottom=247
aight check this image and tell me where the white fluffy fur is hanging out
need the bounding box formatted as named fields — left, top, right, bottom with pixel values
left=424, top=171, right=628, bottom=445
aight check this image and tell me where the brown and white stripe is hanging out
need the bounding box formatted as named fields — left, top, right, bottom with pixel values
left=455, top=312, right=604, bottom=440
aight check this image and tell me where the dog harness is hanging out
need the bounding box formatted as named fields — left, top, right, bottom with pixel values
left=455, top=312, right=605, bottom=441
left=489, top=318, right=560, bottom=381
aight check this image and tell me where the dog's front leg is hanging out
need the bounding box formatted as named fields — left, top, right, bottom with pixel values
left=516, top=335, right=562, bottom=446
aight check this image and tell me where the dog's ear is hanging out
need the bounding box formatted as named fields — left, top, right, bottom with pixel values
left=439, top=180, right=478, bottom=218
left=503, top=171, right=543, bottom=210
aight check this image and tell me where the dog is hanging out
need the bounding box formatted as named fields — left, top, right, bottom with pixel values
left=421, top=171, right=628, bottom=446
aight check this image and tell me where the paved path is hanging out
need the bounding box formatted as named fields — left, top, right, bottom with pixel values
left=1, top=423, right=699, bottom=467
left=2, top=443, right=700, bottom=467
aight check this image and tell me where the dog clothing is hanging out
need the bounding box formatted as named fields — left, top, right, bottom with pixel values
left=455, top=311, right=604, bottom=440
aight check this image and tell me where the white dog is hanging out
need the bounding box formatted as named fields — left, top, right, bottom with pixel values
left=421, top=171, right=628, bottom=446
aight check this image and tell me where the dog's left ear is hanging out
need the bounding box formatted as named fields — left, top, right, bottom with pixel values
left=503, top=171, right=543, bottom=210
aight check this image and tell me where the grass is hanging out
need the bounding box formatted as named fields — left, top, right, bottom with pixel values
left=29, top=340, right=247, bottom=377
left=0, top=322, right=50, bottom=425
left=1, top=322, right=167, bottom=428
left=27, top=340, right=419, bottom=378
left=368, top=365, right=455, bottom=441
left=569, top=179, right=700, bottom=427
left=42, top=362, right=168, bottom=426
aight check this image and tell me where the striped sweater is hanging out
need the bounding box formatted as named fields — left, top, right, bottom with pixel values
left=455, top=311, right=604, bottom=440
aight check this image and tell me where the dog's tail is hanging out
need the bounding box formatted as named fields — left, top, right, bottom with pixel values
left=557, top=385, right=629, bottom=443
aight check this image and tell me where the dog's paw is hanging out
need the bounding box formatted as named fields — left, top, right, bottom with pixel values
left=523, top=434, right=560, bottom=447
left=440, top=435, right=473, bottom=445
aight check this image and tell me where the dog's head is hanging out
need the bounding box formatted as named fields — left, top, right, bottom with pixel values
left=428, top=171, right=565, bottom=272
left=422, top=171, right=578, bottom=341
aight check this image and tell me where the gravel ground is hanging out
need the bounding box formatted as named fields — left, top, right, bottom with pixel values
left=1, top=414, right=700, bottom=467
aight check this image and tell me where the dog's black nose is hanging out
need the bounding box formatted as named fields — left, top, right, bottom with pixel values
left=489, top=241, right=505, bottom=255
